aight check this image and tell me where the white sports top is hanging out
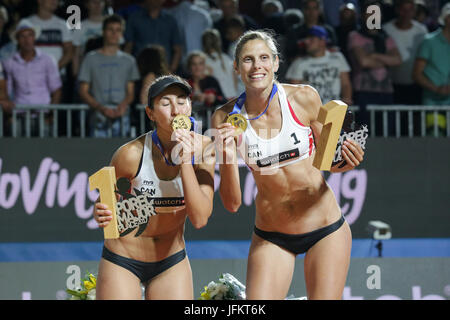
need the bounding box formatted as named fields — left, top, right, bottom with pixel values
left=131, top=131, right=185, bottom=213
left=237, top=84, right=315, bottom=171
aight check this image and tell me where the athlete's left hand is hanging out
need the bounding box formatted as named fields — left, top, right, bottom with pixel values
left=330, top=138, right=364, bottom=173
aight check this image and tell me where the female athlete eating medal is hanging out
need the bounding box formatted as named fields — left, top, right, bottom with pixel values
left=93, top=75, right=216, bottom=299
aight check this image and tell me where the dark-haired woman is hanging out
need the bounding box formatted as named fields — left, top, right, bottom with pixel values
left=93, top=75, right=215, bottom=299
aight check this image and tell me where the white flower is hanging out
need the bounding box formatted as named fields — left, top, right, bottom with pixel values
left=206, top=281, right=217, bottom=291
left=199, top=273, right=246, bottom=300
left=86, top=289, right=96, bottom=300
left=208, top=283, right=221, bottom=297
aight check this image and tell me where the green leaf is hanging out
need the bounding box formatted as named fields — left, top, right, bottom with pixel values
left=66, top=289, right=83, bottom=298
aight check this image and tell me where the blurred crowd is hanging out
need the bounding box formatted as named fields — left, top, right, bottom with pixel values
left=0, top=0, right=449, bottom=137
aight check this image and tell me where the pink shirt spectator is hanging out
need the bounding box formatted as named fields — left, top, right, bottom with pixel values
left=347, top=31, right=397, bottom=93
left=2, top=49, right=62, bottom=106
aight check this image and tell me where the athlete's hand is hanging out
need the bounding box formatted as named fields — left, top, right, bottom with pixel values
left=215, top=122, right=237, bottom=165
left=331, top=139, right=364, bottom=173
left=174, top=129, right=197, bottom=164
left=94, top=202, right=113, bottom=228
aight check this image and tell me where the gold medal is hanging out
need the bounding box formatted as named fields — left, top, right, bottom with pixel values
left=171, top=114, right=192, bottom=131
left=226, top=113, right=247, bottom=134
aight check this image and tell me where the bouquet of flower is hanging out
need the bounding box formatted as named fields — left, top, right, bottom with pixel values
left=66, top=272, right=97, bottom=300
left=199, top=273, right=308, bottom=300
left=199, top=273, right=246, bottom=300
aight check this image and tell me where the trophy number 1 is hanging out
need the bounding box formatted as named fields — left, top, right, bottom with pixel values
left=312, top=100, right=348, bottom=171
left=89, top=167, right=120, bottom=239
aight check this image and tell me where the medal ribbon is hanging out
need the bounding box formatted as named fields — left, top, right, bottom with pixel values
left=229, top=83, right=278, bottom=120
left=152, top=116, right=196, bottom=166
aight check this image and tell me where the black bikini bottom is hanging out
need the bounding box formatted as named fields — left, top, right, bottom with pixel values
left=254, top=215, right=346, bottom=255
left=102, top=245, right=187, bottom=284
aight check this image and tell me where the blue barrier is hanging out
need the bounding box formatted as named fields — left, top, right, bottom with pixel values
left=0, top=238, right=449, bottom=262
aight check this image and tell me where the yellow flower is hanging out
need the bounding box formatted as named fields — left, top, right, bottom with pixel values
left=83, top=274, right=97, bottom=290
left=200, top=286, right=211, bottom=300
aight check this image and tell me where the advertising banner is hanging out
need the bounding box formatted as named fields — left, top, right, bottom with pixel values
left=0, top=138, right=449, bottom=242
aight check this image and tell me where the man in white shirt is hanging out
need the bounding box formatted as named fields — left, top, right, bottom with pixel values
left=20, top=0, right=73, bottom=74
left=285, top=26, right=353, bottom=105
left=383, top=0, right=428, bottom=105
left=72, top=0, right=106, bottom=77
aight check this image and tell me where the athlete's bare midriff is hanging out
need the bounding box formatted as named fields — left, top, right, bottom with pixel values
left=104, top=211, right=187, bottom=262
left=252, top=153, right=342, bottom=235
left=103, top=136, right=189, bottom=263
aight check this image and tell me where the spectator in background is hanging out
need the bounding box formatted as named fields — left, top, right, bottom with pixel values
left=136, top=45, right=170, bottom=106
left=214, top=0, right=260, bottom=54
left=260, top=0, right=285, bottom=35
left=335, top=3, right=358, bottom=62
left=115, top=0, right=144, bottom=20
left=0, top=5, right=16, bottom=61
left=0, top=62, right=14, bottom=114
left=22, top=0, right=73, bottom=74
left=283, top=8, right=304, bottom=29
left=383, top=0, right=428, bottom=106
left=168, top=0, right=212, bottom=59
left=276, top=8, right=304, bottom=82
left=0, top=6, right=10, bottom=47
left=415, top=0, right=439, bottom=32
left=1, top=0, right=30, bottom=37
left=321, top=0, right=359, bottom=28
left=79, top=14, right=140, bottom=137
left=124, top=0, right=182, bottom=74
left=347, top=0, right=402, bottom=130
left=284, top=0, right=338, bottom=63
left=185, top=50, right=226, bottom=129
left=2, top=20, right=62, bottom=136
left=202, top=28, right=238, bottom=99
left=413, top=2, right=450, bottom=136
left=285, top=26, right=353, bottom=106
left=381, top=0, right=396, bottom=24
left=135, top=44, right=169, bottom=132
left=72, top=0, right=107, bottom=77
left=225, top=15, right=245, bottom=59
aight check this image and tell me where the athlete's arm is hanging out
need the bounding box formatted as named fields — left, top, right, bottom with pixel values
left=93, top=139, right=143, bottom=228
left=212, top=106, right=242, bottom=213
left=175, top=131, right=215, bottom=229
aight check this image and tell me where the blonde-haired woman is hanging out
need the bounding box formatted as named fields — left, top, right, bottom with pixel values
left=202, top=28, right=238, bottom=99
left=213, top=30, right=364, bottom=300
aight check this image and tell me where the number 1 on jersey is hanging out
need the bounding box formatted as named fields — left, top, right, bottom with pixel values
left=290, top=132, right=300, bottom=145
left=312, top=100, right=348, bottom=171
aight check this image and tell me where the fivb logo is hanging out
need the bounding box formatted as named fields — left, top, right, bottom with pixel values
left=366, top=5, right=381, bottom=30
left=66, top=5, right=81, bottom=30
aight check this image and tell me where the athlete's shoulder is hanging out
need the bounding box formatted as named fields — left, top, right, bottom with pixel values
left=282, top=83, right=321, bottom=106
left=282, top=83, right=322, bottom=121
left=110, top=134, right=146, bottom=177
